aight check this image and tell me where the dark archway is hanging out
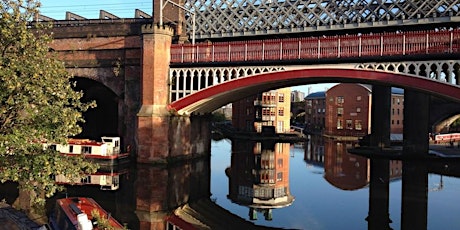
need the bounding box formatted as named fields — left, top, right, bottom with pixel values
left=73, top=77, right=119, bottom=140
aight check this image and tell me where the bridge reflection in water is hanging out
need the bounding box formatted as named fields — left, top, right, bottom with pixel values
left=1, top=136, right=460, bottom=229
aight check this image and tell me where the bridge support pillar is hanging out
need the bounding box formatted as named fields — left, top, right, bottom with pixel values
left=370, top=85, right=391, bottom=147
left=367, top=158, right=391, bottom=229
left=135, top=158, right=211, bottom=229
left=401, top=161, right=428, bottom=230
left=403, top=90, right=430, bottom=156
left=136, top=24, right=211, bottom=164
left=136, top=24, right=174, bottom=163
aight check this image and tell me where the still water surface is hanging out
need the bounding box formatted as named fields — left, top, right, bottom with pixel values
left=3, top=136, right=459, bottom=229
left=209, top=137, right=460, bottom=230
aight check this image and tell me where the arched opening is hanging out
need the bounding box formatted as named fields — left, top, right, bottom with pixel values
left=170, top=68, right=460, bottom=115
left=73, top=77, right=119, bottom=140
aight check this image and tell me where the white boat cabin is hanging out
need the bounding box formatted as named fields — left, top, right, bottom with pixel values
left=54, top=173, right=120, bottom=190
left=47, top=136, right=121, bottom=156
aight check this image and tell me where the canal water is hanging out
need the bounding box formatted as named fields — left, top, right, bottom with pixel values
left=209, top=137, right=460, bottom=230
left=2, top=135, right=460, bottom=230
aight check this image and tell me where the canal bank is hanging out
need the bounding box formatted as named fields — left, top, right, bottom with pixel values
left=0, top=201, right=46, bottom=229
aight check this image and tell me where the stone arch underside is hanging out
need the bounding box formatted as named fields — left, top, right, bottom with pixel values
left=67, top=68, right=124, bottom=97
left=169, top=68, right=460, bottom=115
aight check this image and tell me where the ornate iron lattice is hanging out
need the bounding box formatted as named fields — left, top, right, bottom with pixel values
left=169, top=66, right=286, bottom=102
left=356, top=60, right=460, bottom=84
left=170, top=60, right=460, bottom=103
left=184, top=0, right=460, bottom=40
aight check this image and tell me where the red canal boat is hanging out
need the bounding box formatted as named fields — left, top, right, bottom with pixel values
left=49, top=197, right=125, bottom=230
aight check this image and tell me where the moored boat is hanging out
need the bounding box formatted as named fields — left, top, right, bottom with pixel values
left=54, top=165, right=129, bottom=190
left=46, top=137, right=130, bottom=166
left=49, top=197, right=125, bottom=230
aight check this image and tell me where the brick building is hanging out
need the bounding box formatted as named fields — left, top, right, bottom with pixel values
left=305, top=91, right=326, bottom=134
left=391, top=88, right=404, bottom=134
left=226, top=141, right=294, bottom=220
left=232, top=88, right=291, bottom=134
left=315, top=83, right=405, bottom=137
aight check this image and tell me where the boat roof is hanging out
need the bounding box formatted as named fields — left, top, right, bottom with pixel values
left=67, top=139, right=105, bottom=146
left=56, top=197, right=124, bottom=228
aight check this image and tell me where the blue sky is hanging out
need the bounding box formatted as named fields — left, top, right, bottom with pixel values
left=39, top=0, right=152, bottom=19
left=38, top=0, right=336, bottom=96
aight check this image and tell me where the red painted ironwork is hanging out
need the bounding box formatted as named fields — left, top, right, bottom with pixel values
left=170, top=30, right=460, bottom=64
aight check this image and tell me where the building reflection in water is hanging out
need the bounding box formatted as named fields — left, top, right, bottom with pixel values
left=226, top=140, right=295, bottom=221
left=305, top=135, right=402, bottom=191
left=306, top=134, right=404, bottom=229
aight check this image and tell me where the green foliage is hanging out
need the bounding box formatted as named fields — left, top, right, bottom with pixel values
left=0, top=0, right=97, bottom=207
left=211, top=111, right=227, bottom=122
left=91, top=209, right=126, bottom=230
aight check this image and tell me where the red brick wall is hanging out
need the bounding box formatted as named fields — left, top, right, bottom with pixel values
left=391, top=94, right=404, bottom=134
left=325, top=84, right=371, bottom=137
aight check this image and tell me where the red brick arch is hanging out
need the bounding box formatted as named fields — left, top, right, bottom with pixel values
left=169, top=68, right=460, bottom=114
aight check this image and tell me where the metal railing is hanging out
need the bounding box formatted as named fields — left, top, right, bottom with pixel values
left=171, top=29, right=460, bottom=63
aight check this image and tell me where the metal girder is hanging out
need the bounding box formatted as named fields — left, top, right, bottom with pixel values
left=183, top=0, right=460, bottom=40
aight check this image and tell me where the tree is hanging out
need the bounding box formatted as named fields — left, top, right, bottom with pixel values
left=0, top=0, right=97, bottom=212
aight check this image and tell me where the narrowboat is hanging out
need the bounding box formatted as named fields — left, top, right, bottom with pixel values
left=49, top=197, right=125, bottom=230
left=46, top=137, right=130, bottom=166
left=54, top=165, right=129, bottom=190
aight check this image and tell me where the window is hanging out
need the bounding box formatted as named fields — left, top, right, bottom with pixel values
left=356, top=96, right=361, bottom=101
left=355, top=120, right=362, bottom=130
left=356, top=107, right=361, bottom=113
left=277, top=172, right=283, bottom=181
left=278, top=107, right=284, bottom=116
left=337, top=119, right=343, bottom=129
left=337, top=107, right=343, bottom=116
left=346, top=120, right=353, bottom=129
left=270, top=108, right=276, bottom=116
left=307, top=100, right=312, bottom=106
left=82, top=146, right=92, bottom=154
left=276, top=143, right=283, bottom=153
left=336, top=96, right=344, bottom=105
left=262, top=108, right=270, bottom=116
left=277, top=159, right=283, bottom=167
left=69, top=145, right=73, bottom=153
left=277, top=121, right=284, bottom=133
left=278, top=93, right=284, bottom=102
left=274, top=187, right=286, bottom=198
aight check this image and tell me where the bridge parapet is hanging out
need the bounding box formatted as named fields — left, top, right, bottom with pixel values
left=171, top=30, right=460, bottom=64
